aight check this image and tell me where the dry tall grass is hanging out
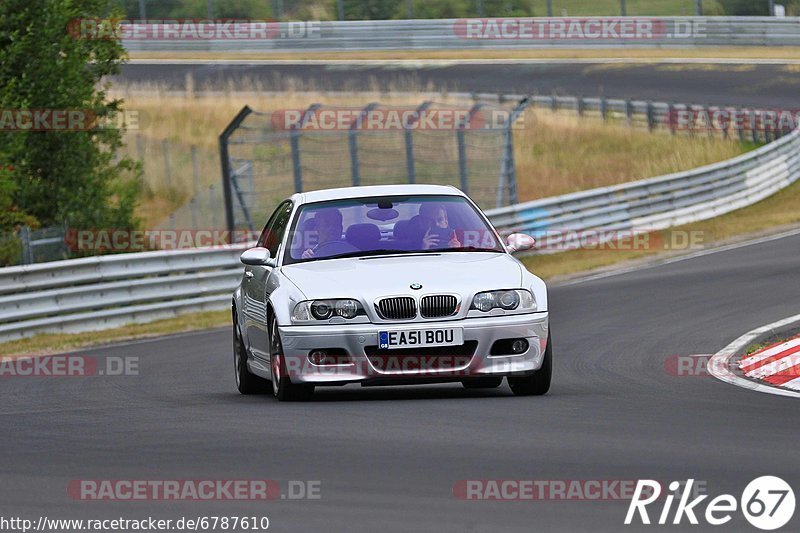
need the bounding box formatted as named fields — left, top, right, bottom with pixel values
left=115, top=86, right=748, bottom=225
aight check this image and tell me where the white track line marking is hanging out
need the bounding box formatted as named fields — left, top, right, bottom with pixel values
left=782, top=377, right=800, bottom=391
left=746, top=354, right=800, bottom=379
left=708, top=313, right=800, bottom=398
left=739, top=337, right=800, bottom=368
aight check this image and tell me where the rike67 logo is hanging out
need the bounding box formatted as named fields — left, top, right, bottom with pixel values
left=625, top=477, right=795, bottom=530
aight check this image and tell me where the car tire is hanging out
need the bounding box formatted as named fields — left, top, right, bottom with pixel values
left=269, top=316, right=315, bottom=402
left=461, top=377, right=503, bottom=389
left=508, top=333, right=552, bottom=396
left=233, top=315, right=269, bottom=395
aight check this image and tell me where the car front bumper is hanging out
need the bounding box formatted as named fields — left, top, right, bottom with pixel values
left=277, top=312, right=549, bottom=385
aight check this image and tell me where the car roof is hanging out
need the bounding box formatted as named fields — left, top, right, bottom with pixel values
left=293, top=184, right=466, bottom=205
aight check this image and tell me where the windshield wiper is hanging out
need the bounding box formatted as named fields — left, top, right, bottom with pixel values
left=426, top=246, right=503, bottom=253
left=321, top=249, right=417, bottom=260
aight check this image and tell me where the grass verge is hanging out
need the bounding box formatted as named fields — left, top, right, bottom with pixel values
left=2, top=176, right=799, bottom=357
left=521, top=174, right=800, bottom=280
left=0, top=310, right=229, bottom=357
left=118, top=89, right=748, bottom=226
left=746, top=333, right=800, bottom=355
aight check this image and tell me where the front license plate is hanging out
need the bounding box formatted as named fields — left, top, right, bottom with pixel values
left=378, top=328, right=464, bottom=350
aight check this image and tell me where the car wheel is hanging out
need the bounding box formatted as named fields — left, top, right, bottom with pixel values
left=461, top=377, right=503, bottom=389
left=233, top=315, right=268, bottom=395
left=269, top=316, right=315, bottom=402
left=508, top=333, right=552, bottom=396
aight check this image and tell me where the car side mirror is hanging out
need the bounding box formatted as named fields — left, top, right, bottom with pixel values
left=506, top=233, right=536, bottom=254
left=240, top=247, right=274, bottom=267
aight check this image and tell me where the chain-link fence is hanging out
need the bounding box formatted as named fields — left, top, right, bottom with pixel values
left=218, top=97, right=529, bottom=232
left=0, top=225, right=69, bottom=266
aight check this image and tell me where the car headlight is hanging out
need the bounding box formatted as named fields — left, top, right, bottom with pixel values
left=470, top=289, right=536, bottom=312
left=292, top=299, right=365, bottom=322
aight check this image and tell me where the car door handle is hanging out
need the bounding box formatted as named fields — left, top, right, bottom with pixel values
left=244, top=271, right=254, bottom=280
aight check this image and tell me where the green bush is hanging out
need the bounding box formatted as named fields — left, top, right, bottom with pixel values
left=718, top=0, right=770, bottom=15
left=0, top=0, right=141, bottom=243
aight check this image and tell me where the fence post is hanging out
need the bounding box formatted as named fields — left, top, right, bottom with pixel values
left=620, top=0, right=626, bottom=16
left=405, top=101, right=431, bottom=184
left=576, top=96, right=584, bottom=117
left=625, top=99, right=633, bottom=126
left=191, top=145, right=201, bottom=228
left=600, top=96, right=608, bottom=122
left=209, top=185, right=219, bottom=230
left=290, top=103, right=321, bottom=194
left=667, top=103, right=675, bottom=135
left=551, top=93, right=558, bottom=112
left=722, top=107, right=730, bottom=140
left=162, top=139, right=172, bottom=190
left=457, top=103, right=484, bottom=195
left=546, top=0, right=552, bottom=16
left=751, top=110, right=758, bottom=144
left=737, top=108, right=746, bottom=143
left=497, top=97, right=530, bottom=208
left=349, top=103, right=379, bottom=187
left=219, top=105, right=253, bottom=236
left=136, top=133, right=145, bottom=162
left=19, top=226, right=33, bottom=265
left=646, top=102, right=655, bottom=131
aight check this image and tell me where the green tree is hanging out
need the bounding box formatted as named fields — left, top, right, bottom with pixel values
left=481, top=0, right=535, bottom=16
left=339, top=0, right=398, bottom=19
left=0, top=0, right=140, bottom=244
left=719, top=0, right=770, bottom=15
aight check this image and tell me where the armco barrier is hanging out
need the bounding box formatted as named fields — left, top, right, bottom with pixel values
left=121, top=17, right=800, bottom=53
left=487, top=126, right=800, bottom=242
left=1, top=112, right=799, bottom=343
left=0, top=247, right=248, bottom=342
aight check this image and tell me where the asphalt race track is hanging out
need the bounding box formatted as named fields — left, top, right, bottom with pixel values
left=3, top=230, right=799, bottom=532
left=118, top=61, right=800, bottom=108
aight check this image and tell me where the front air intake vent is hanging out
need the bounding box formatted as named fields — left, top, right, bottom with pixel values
left=420, top=295, right=458, bottom=318
left=376, top=297, right=417, bottom=320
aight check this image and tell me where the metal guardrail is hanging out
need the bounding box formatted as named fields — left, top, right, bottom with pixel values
left=0, top=247, right=247, bottom=342
left=122, top=17, right=800, bottom=53
left=1, top=95, right=799, bottom=343
left=486, top=127, right=800, bottom=242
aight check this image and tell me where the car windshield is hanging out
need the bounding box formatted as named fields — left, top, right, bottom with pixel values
left=284, top=194, right=503, bottom=264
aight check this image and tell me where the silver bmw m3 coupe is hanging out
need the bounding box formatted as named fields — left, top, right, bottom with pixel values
left=232, top=184, right=551, bottom=401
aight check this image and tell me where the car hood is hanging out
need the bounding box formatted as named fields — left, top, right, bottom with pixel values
left=281, top=252, right=523, bottom=300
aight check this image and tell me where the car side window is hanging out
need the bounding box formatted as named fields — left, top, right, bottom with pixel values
left=264, top=202, right=293, bottom=258
left=257, top=201, right=289, bottom=248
